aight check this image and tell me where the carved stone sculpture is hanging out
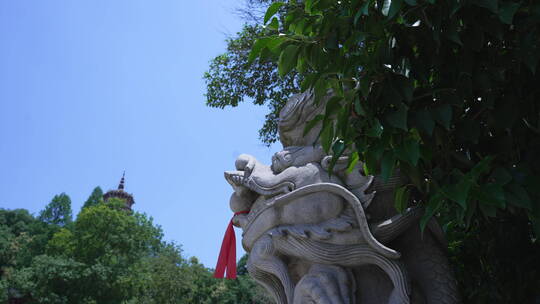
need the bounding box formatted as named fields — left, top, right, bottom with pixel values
left=226, top=91, right=460, bottom=303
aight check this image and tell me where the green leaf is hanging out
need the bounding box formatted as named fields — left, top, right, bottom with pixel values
left=354, top=2, right=370, bottom=25
left=329, top=78, right=343, bottom=96
left=517, top=31, right=540, bottom=74
left=303, top=114, right=324, bottom=136
left=464, top=200, right=477, bottom=228
left=394, top=186, right=410, bottom=213
left=278, top=45, right=300, bottom=77
left=371, top=142, right=385, bottom=158
left=337, top=107, right=351, bottom=138
left=361, top=2, right=371, bottom=15
left=354, top=97, right=367, bottom=116
left=450, top=0, right=461, bottom=15
left=297, top=53, right=307, bottom=73
left=316, top=0, right=334, bottom=10
left=248, top=38, right=270, bottom=64
left=346, top=151, right=360, bottom=173
left=404, top=0, right=417, bottom=5
left=396, top=137, right=420, bottom=166
left=498, top=1, right=520, bottom=24
left=360, top=78, right=371, bottom=98
left=442, top=178, right=472, bottom=209
left=266, top=36, right=287, bottom=54
left=304, top=0, right=313, bottom=14
left=420, top=193, right=443, bottom=233
left=366, top=118, right=383, bottom=138
left=524, top=175, right=540, bottom=197
left=364, top=149, right=379, bottom=176
left=267, top=17, right=279, bottom=30
left=479, top=203, right=497, bottom=217
left=420, top=144, right=433, bottom=162
left=332, top=139, right=346, bottom=157
left=325, top=96, right=343, bottom=117
left=301, top=74, right=319, bottom=92
left=411, top=109, right=435, bottom=135
left=259, top=46, right=272, bottom=61
left=381, top=151, right=396, bottom=182
left=329, top=140, right=347, bottom=171
left=532, top=218, right=540, bottom=238
left=470, top=156, right=494, bottom=180
left=382, top=0, right=391, bottom=16
left=473, top=0, right=498, bottom=13
left=363, top=161, right=371, bottom=176
left=344, top=89, right=357, bottom=103
left=385, top=103, right=409, bottom=130
left=430, top=104, right=452, bottom=129
left=490, top=167, right=512, bottom=185
left=394, top=76, right=414, bottom=102
left=264, top=2, right=285, bottom=24
left=321, top=122, right=334, bottom=153
left=387, top=0, right=403, bottom=19
left=292, top=19, right=306, bottom=35
left=476, top=183, right=506, bottom=209
left=506, top=183, right=532, bottom=210
left=328, top=139, right=347, bottom=172
left=314, top=78, right=328, bottom=104
left=444, top=20, right=462, bottom=46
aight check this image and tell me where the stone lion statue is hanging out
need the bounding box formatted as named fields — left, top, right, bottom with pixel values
left=225, top=91, right=460, bottom=304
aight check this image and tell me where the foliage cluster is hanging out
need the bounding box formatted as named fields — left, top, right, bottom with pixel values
left=204, top=24, right=301, bottom=145
left=248, top=0, right=540, bottom=232
left=1, top=188, right=270, bottom=303
left=205, top=0, right=540, bottom=301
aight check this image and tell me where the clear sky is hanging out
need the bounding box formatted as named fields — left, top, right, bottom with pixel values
left=0, top=1, right=279, bottom=267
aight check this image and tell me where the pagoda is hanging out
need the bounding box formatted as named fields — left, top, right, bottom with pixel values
left=103, top=172, right=135, bottom=210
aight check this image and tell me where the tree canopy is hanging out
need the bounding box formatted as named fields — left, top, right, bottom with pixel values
left=38, top=193, right=73, bottom=227
left=81, top=187, right=104, bottom=211
left=205, top=0, right=540, bottom=301
left=1, top=190, right=270, bottom=303
left=204, top=24, right=301, bottom=145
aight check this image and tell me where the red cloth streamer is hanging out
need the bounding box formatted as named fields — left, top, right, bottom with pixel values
left=214, top=211, right=249, bottom=279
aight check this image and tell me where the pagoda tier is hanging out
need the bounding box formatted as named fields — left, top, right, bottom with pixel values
left=103, top=172, right=135, bottom=210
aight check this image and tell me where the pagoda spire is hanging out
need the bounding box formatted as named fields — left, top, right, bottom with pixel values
left=103, top=172, right=135, bottom=211
left=118, top=171, right=125, bottom=190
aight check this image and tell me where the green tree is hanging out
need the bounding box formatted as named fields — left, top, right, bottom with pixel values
left=0, top=209, right=36, bottom=269
left=204, top=23, right=301, bottom=145
left=2, top=196, right=270, bottom=303
left=217, top=254, right=273, bottom=304
left=48, top=199, right=162, bottom=302
left=207, top=0, right=540, bottom=301
left=0, top=209, right=56, bottom=303
left=11, top=255, right=86, bottom=303
left=38, top=193, right=73, bottom=227
left=130, top=243, right=195, bottom=303
left=81, top=186, right=103, bottom=211
left=0, top=209, right=50, bottom=273
left=0, top=278, right=7, bottom=303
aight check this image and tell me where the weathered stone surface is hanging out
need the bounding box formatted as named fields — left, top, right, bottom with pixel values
left=226, top=91, right=459, bottom=304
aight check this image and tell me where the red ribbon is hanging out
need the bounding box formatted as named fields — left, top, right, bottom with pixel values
left=214, top=211, right=249, bottom=279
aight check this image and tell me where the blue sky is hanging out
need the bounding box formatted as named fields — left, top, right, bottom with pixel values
left=0, top=1, right=279, bottom=267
